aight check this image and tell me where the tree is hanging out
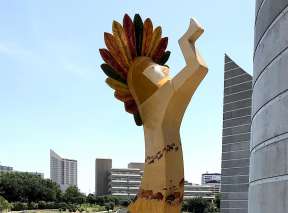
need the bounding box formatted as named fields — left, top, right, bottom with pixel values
left=183, top=197, right=209, bottom=213
left=87, top=193, right=96, bottom=204
left=63, top=186, right=86, bottom=204
left=0, top=172, right=62, bottom=202
left=0, top=195, right=12, bottom=211
left=215, top=193, right=220, bottom=210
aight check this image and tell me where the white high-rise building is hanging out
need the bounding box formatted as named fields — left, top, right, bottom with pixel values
left=201, top=172, right=221, bottom=185
left=50, top=149, right=77, bottom=191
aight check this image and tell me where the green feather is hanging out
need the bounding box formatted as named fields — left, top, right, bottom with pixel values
left=133, top=113, right=143, bottom=126
left=158, top=51, right=171, bottom=65
left=133, top=14, right=143, bottom=56
left=101, top=64, right=126, bottom=84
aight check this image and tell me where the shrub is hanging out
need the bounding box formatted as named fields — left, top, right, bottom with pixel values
left=0, top=196, right=12, bottom=211
left=58, top=202, right=69, bottom=211
left=38, top=200, right=47, bottom=209
left=120, top=200, right=130, bottom=207
left=67, top=203, right=78, bottom=212
left=12, top=202, right=28, bottom=211
left=28, top=202, right=38, bottom=210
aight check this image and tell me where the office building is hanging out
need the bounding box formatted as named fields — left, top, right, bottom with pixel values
left=184, top=182, right=214, bottom=200
left=0, top=165, right=13, bottom=172
left=109, top=167, right=142, bottom=199
left=95, top=158, right=112, bottom=195
left=95, top=159, right=216, bottom=200
left=201, top=172, right=221, bottom=185
left=221, top=54, right=252, bottom=213
left=201, top=172, right=221, bottom=196
left=249, top=1, right=288, bottom=212
left=50, top=149, right=77, bottom=191
left=128, top=162, right=144, bottom=170
left=0, top=164, right=44, bottom=178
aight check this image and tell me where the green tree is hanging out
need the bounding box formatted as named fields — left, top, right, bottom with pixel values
left=0, top=172, right=62, bottom=202
left=183, top=197, right=209, bottom=213
left=63, top=186, right=86, bottom=204
left=87, top=193, right=96, bottom=204
left=0, top=195, right=12, bottom=211
left=215, top=193, right=220, bottom=210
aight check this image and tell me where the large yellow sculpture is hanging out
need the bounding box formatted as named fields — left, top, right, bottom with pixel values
left=99, top=14, right=208, bottom=213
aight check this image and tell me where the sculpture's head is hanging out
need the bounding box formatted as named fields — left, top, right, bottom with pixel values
left=99, top=14, right=171, bottom=126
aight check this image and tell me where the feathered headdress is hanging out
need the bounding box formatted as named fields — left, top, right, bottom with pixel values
left=99, top=14, right=170, bottom=126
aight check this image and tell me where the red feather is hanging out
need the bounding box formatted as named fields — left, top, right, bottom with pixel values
left=124, top=100, right=138, bottom=114
left=141, top=18, right=153, bottom=56
left=152, top=37, right=168, bottom=63
left=99, top=48, right=127, bottom=77
left=123, top=14, right=137, bottom=59
left=104, top=32, right=129, bottom=72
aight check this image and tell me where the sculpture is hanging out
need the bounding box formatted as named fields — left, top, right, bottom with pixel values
left=99, top=14, right=208, bottom=213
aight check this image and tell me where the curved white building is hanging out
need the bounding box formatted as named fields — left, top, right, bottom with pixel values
left=50, top=149, right=77, bottom=191
left=249, top=1, right=288, bottom=212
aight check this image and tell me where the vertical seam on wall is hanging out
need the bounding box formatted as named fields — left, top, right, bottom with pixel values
left=255, top=0, right=267, bottom=25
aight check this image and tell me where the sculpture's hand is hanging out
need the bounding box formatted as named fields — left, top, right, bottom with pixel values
left=179, top=18, right=205, bottom=68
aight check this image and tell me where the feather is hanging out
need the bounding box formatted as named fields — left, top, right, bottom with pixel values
left=133, top=113, right=143, bottom=126
left=104, top=32, right=129, bottom=72
left=100, top=64, right=126, bottom=84
left=114, top=89, right=131, bottom=97
left=141, top=18, right=153, bottom=56
left=124, top=100, right=138, bottom=114
left=114, top=91, right=134, bottom=102
left=147, top=26, right=162, bottom=57
left=112, top=21, right=132, bottom=66
left=133, top=14, right=143, bottom=56
left=99, top=48, right=127, bottom=77
left=123, top=14, right=136, bottom=59
left=106, top=78, right=129, bottom=93
left=158, top=51, right=171, bottom=65
left=152, top=37, right=168, bottom=62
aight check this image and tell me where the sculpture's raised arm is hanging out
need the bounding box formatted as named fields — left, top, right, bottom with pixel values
left=168, top=18, right=208, bottom=126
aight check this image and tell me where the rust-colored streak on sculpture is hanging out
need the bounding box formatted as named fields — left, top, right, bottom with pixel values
left=99, top=14, right=208, bottom=213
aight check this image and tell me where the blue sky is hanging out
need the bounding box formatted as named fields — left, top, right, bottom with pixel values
left=0, top=1, right=254, bottom=194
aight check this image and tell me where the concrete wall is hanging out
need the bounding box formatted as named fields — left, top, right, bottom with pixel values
left=221, top=55, right=252, bottom=213
left=95, top=158, right=112, bottom=195
left=249, top=1, right=288, bottom=212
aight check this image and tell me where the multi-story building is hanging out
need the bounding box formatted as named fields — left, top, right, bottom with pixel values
left=184, top=182, right=214, bottom=200
left=201, top=172, right=221, bottom=196
left=221, top=54, right=252, bottom=213
left=95, top=159, right=216, bottom=200
left=249, top=1, right=288, bottom=212
left=201, top=172, right=221, bottom=185
left=95, top=158, right=112, bottom=195
left=108, top=167, right=142, bottom=199
left=128, top=162, right=144, bottom=171
left=0, top=164, right=44, bottom=178
left=0, top=165, right=13, bottom=172
left=50, top=149, right=77, bottom=191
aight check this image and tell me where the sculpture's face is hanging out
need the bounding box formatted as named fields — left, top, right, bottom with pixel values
left=143, top=64, right=170, bottom=87
left=128, top=57, right=170, bottom=105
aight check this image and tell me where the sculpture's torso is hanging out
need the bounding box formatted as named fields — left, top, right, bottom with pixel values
left=128, top=81, right=184, bottom=213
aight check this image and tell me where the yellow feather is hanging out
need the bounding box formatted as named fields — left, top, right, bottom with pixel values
left=147, top=26, right=162, bottom=56
left=106, top=78, right=130, bottom=93
left=141, top=18, right=153, bottom=56
left=112, top=21, right=132, bottom=67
